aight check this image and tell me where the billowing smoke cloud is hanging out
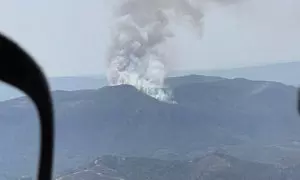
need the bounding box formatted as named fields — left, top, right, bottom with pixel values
left=106, top=0, right=238, bottom=102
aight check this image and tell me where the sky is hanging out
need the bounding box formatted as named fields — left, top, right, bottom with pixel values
left=0, top=0, right=300, bottom=77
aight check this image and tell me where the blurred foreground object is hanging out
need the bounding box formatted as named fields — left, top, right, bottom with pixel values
left=0, top=32, right=54, bottom=180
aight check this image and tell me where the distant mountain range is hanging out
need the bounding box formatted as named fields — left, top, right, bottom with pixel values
left=0, top=76, right=107, bottom=101
left=2, top=61, right=300, bottom=102
left=0, top=74, right=300, bottom=178
left=1, top=61, right=300, bottom=102
left=173, top=61, right=300, bottom=87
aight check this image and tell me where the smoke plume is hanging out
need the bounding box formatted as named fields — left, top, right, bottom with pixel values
left=106, top=0, right=238, bottom=102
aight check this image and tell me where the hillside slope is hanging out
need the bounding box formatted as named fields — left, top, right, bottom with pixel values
left=55, top=153, right=294, bottom=180
left=0, top=75, right=299, bottom=178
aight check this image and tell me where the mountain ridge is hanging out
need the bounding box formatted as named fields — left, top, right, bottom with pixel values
left=0, top=74, right=300, bottom=178
left=180, top=61, right=300, bottom=86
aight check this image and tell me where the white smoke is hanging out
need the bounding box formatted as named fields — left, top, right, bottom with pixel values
left=106, top=0, right=238, bottom=102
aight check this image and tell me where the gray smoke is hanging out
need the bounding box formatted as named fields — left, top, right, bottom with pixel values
left=107, top=0, right=238, bottom=102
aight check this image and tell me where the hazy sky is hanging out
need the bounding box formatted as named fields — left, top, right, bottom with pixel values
left=0, top=0, right=299, bottom=77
